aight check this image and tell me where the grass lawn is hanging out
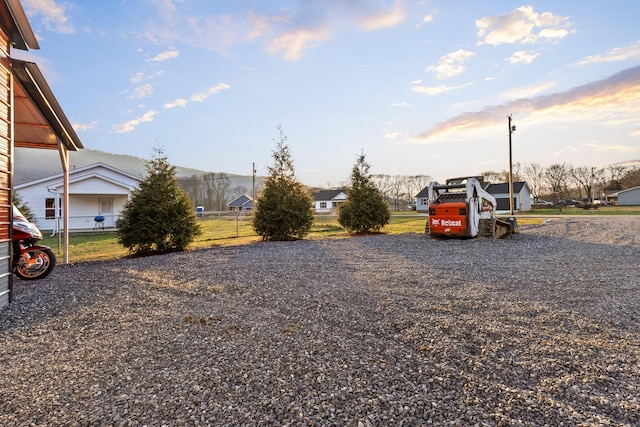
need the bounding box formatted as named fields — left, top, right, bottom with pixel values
left=40, top=213, right=564, bottom=263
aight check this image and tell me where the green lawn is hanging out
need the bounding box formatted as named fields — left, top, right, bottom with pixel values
left=43, top=214, right=433, bottom=263
left=41, top=209, right=628, bottom=264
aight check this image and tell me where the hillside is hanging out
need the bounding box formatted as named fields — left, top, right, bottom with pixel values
left=14, top=147, right=258, bottom=190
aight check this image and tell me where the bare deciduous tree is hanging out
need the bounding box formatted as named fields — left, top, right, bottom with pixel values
left=522, top=162, right=545, bottom=203
left=177, top=175, right=202, bottom=207
left=621, top=167, right=640, bottom=189
left=544, top=163, right=572, bottom=209
left=403, top=175, right=432, bottom=209
left=230, top=185, right=249, bottom=199
left=203, top=172, right=232, bottom=211
left=481, top=170, right=502, bottom=183
left=571, top=166, right=604, bottom=203
left=604, top=164, right=628, bottom=191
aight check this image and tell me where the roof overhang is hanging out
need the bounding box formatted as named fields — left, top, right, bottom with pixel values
left=11, top=59, right=83, bottom=151
left=2, top=0, right=39, bottom=50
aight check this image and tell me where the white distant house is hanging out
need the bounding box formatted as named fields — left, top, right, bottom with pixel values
left=227, top=194, right=254, bottom=212
left=485, top=182, right=532, bottom=213
left=415, top=187, right=430, bottom=212
left=415, top=181, right=532, bottom=213
left=15, top=162, right=141, bottom=232
left=617, top=186, right=640, bottom=206
left=312, top=189, right=347, bottom=213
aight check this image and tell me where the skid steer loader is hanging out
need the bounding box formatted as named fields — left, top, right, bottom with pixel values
left=426, top=177, right=514, bottom=239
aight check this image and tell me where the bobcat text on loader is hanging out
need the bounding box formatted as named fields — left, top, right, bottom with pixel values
left=426, top=176, right=515, bottom=239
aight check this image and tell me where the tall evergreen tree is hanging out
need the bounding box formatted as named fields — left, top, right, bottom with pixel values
left=117, top=148, right=200, bottom=255
left=338, top=152, right=390, bottom=234
left=253, top=126, right=314, bottom=241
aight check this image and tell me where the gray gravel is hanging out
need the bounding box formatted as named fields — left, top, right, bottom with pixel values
left=1, top=216, right=639, bottom=426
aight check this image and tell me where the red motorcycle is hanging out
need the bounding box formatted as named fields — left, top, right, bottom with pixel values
left=12, top=205, right=56, bottom=280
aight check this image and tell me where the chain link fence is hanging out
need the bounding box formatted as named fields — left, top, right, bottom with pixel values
left=33, top=215, right=121, bottom=235
left=33, top=211, right=252, bottom=235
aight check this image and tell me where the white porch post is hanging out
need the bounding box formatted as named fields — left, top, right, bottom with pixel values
left=58, top=142, right=69, bottom=264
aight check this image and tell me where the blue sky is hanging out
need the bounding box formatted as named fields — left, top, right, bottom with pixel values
left=15, top=0, right=640, bottom=187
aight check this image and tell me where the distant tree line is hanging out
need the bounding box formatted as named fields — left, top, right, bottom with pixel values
left=175, top=161, right=638, bottom=213
left=177, top=173, right=251, bottom=211
left=370, top=174, right=433, bottom=211
left=480, top=162, right=640, bottom=205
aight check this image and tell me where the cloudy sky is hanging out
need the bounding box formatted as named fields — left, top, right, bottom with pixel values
left=16, top=0, right=640, bottom=186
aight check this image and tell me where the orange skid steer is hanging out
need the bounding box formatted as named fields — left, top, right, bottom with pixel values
left=426, top=177, right=513, bottom=239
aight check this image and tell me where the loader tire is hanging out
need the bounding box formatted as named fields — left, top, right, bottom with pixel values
left=494, top=219, right=513, bottom=239
left=478, top=218, right=513, bottom=238
left=478, top=218, right=494, bottom=237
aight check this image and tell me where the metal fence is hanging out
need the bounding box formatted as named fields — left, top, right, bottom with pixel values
left=33, top=214, right=121, bottom=235
left=32, top=210, right=252, bottom=235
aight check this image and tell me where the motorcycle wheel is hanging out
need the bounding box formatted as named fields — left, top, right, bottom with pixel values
left=15, top=248, right=57, bottom=280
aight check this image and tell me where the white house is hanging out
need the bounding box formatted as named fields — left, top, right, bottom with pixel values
left=227, top=194, right=254, bottom=212
left=15, top=163, right=141, bottom=232
left=415, top=187, right=430, bottom=212
left=485, top=182, right=532, bottom=213
left=617, top=186, right=640, bottom=206
left=415, top=181, right=532, bottom=213
left=312, top=189, right=347, bottom=213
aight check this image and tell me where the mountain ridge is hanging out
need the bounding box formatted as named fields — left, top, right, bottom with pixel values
left=14, top=147, right=253, bottom=187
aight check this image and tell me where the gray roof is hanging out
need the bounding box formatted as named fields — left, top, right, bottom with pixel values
left=415, top=187, right=430, bottom=198
left=227, top=195, right=254, bottom=208
left=485, top=182, right=528, bottom=194
left=312, top=189, right=346, bottom=201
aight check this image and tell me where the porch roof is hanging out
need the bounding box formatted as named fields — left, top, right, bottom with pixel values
left=11, top=60, right=83, bottom=152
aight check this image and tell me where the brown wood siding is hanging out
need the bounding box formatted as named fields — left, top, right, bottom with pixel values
left=0, top=29, right=12, bottom=309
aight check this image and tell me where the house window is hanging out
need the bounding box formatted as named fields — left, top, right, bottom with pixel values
left=320, top=202, right=327, bottom=209
left=421, top=198, right=428, bottom=205
left=45, top=198, right=62, bottom=219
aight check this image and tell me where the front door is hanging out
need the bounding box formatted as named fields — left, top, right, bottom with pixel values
left=98, top=198, right=113, bottom=227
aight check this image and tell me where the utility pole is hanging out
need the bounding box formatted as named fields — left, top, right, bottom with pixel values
left=508, top=115, right=516, bottom=216
left=252, top=162, right=256, bottom=203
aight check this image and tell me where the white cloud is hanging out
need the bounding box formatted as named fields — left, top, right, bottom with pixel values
left=452, top=100, right=476, bottom=109
left=411, top=82, right=473, bottom=96
left=23, top=0, right=74, bottom=34
left=164, top=99, right=187, bottom=109
left=413, top=65, right=640, bottom=142
left=586, top=142, right=638, bottom=153
left=507, top=50, right=539, bottom=64
left=73, top=121, right=97, bottom=132
left=144, top=1, right=405, bottom=61
left=357, top=0, right=404, bottom=31
left=384, top=131, right=403, bottom=139
left=130, top=72, right=144, bottom=84
left=190, top=83, right=231, bottom=102
left=426, top=49, right=476, bottom=80
left=574, top=40, right=640, bottom=66
left=130, top=84, right=154, bottom=100
left=476, top=6, right=571, bottom=46
left=246, top=12, right=288, bottom=40
left=113, top=110, right=159, bottom=134
left=266, top=27, right=331, bottom=61
left=416, top=14, right=433, bottom=29
left=151, top=50, right=180, bottom=62
left=391, top=102, right=411, bottom=107
left=502, top=82, right=556, bottom=99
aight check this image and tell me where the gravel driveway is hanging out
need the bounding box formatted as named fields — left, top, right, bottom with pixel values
left=1, top=217, right=639, bottom=426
